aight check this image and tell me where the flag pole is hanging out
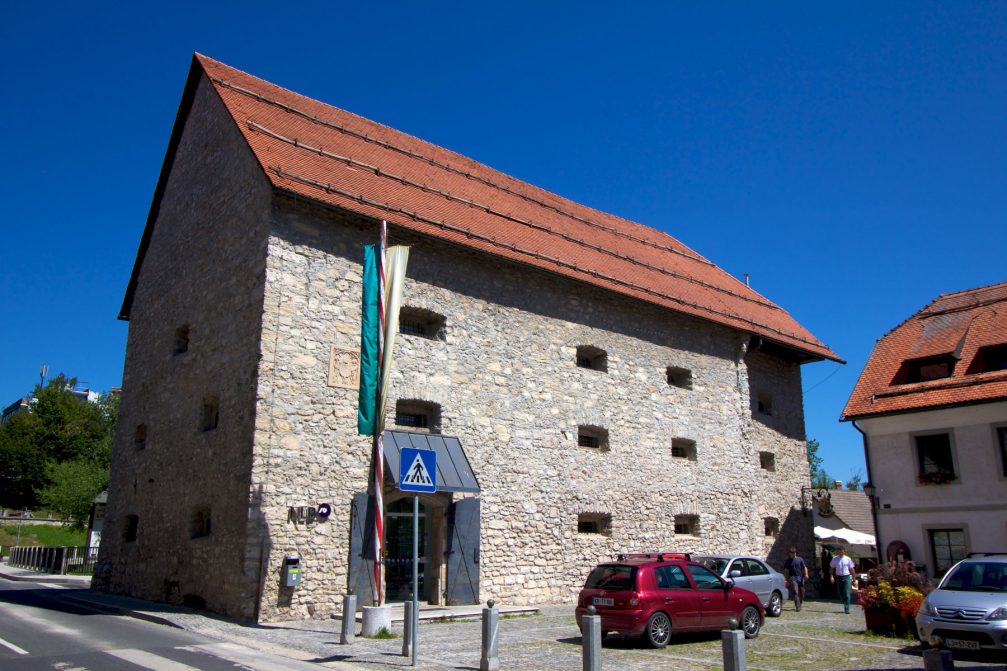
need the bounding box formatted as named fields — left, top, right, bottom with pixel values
left=373, top=220, right=387, bottom=606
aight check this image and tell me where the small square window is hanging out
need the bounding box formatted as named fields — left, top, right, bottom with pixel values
left=674, top=514, right=698, bottom=536
left=997, top=426, right=1007, bottom=478
left=578, top=425, right=609, bottom=450
left=123, top=514, right=139, bottom=542
left=666, top=366, right=692, bottom=390
left=576, top=346, right=608, bottom=372
left=671, top=438, right=697, bottom=460
left=759, top=451, right=776, bottom=471
left=757, top=393, right=773, bottom=416
left=190, top=506, right=212, bottom=539
left=134, top=424, right=147, bottom=450
left=395, top=400, right=441, bottom=433
left=398, top=307, right=446, bottom=340
left=174, top=325, right=190, bottom=355
left=578, top=512, right=612, bottom=536
left=764, top=517, right=779, bottom=537
left=200, top=398, right=219, bottom=432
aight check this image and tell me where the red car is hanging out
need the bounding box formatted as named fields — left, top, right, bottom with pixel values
left=575, top=553, right=765, bottom=647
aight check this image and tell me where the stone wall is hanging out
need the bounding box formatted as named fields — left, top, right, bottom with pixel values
left=251, top=195, right=814, bottom=619
left=96, top=73, right=272, bottom=620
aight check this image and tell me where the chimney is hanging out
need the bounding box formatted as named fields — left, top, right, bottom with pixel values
left=833, top=480, right=843, bottom=490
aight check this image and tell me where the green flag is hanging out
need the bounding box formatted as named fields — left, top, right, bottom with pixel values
left=357, top=244, right=379, bottom=435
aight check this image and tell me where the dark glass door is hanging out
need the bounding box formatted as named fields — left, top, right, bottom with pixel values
left=385, top=498, right=427, bottom=602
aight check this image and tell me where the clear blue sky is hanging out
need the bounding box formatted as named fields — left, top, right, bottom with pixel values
left=2, top=2, right=1005, bottom=483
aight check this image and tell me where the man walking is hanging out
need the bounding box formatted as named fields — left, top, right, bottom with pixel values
left=830, top=546, right=857, bottom=614
left=783, top=546, right=808, bottom=611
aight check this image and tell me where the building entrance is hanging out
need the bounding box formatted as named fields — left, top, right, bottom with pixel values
left=385, top=498, right=429, bottom=602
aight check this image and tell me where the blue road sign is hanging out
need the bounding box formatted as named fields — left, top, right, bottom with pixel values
left=399, top=447, right=437, bottom=493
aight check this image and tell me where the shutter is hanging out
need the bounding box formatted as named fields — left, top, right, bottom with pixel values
left=445, top=497, right=480, bottom=605
left=348, top=492, right=376, bottom=606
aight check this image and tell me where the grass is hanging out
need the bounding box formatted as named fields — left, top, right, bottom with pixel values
left=364, top=626, right=397, bottom=639
left=0, top=523, right=86, bottom=556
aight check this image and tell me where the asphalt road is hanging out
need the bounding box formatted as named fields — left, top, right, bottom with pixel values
left=0, top=579, right=324, bottom=670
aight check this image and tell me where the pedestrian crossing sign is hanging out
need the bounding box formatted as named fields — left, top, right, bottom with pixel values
left=399, top=447, right=437, bottom=493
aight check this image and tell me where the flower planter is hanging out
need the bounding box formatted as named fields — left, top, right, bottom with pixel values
left=864, top=607, right=915, bottom=637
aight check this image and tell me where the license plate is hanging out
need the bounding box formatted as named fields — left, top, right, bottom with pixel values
left=592, top=597, right=614, bottom=606
left=944, top=638, right=980, bottom=651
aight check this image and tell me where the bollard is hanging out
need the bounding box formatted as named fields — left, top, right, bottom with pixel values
left=922, top=649, right=955, bottom=671
left=480, top=599, right=500, bottom=671
left=339, top=594, right=356, bottom=644
left=582, top=605, right=601, bottom=671
left=361, top=605, right=391, bottom=637
left=721, top=628, right=746, bottom=671
left=402, top=599, right=413, bottom=657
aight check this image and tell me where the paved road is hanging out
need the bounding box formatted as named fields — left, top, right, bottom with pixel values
left=0, top=579, right=330, bottom=670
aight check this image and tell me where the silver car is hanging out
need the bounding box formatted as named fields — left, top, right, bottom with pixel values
left=695, top=555, right=789, bottom=617
left=916, top=554, right=1007, bottom=655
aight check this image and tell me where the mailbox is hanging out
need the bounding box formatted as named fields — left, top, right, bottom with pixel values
left=283, top=555, right=302, bottom=588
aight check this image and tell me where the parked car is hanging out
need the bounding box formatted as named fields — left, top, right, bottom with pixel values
left=574, top=552, right=765, bottom=647
left=694, top=554, right=789, bottom=617
left=916, top=553, right=1007, bottom=656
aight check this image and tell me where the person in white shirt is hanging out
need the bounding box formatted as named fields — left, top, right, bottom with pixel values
left=829, top=546, right=857, bottom=614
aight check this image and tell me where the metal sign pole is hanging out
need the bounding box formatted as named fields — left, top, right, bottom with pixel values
left=412, top=493, right=419, bottom=666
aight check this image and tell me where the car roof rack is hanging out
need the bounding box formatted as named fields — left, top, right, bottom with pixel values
left=616, top=552, right=692, bottom=562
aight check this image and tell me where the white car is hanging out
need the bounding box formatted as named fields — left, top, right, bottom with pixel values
left=695, top=555, right=789, bottom=617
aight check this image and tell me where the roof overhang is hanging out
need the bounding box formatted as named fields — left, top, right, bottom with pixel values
left=383, top=430, right=480, bottom=494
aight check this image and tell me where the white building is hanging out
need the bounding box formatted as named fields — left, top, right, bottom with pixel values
left=842, top=282, right=1007, bottom=577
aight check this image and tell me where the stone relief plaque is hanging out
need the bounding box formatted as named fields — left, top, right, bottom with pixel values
left=328, top=346, right=360, bottom=389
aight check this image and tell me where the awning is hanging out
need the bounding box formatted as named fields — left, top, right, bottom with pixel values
left=383, top=430, right=480, bottom=493
left=815, top=525, right=876, bottom=546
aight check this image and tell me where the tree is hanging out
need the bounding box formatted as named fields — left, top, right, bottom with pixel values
left=845, top=469, right=864, bottom=491
left=807, top=438, right=833, bottom=488
left=0, top=374, right=117, bottom=519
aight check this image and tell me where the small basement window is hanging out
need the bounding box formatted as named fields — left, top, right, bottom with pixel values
left=190, top=506, right=212, bottom=539
left=577, top=512, right=612, bottom=536
left=764, top=517, right=780, bottom=537
left=759, top=451, right=776, bottom=471
left=123, top=515, right=139, bottom=542
left=398, top=306, right=446, bottom=340
left=671, top=438, right=697, bottom=460
left=666, top=366, right=693, bottom=389
left=674, top=514, right=699, bottom=536
left=576, top=346, right=608, bottom=372
left=199, top=397, right=219, bottom=432
left=578, top=425, right=609, bottom=450
left=395, top=399, right=442, bottom=433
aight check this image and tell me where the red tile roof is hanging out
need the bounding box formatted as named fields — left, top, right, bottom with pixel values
left=123, top=54, right=839, bottom=363
left=842, top=281, right=1007, bottom=419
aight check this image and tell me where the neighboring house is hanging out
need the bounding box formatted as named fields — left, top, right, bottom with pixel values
left=1, top=397, right=30, bottom=425
left=842, top=282, right=1007, bottom=578
left=809, top=482, right=878, bottom=589
left=96, top=54, right=840, bottom=622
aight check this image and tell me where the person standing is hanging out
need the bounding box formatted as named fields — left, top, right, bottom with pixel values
left=830, top=546, right=857, bottom=614
left=783, top=546, right=809, bottom=611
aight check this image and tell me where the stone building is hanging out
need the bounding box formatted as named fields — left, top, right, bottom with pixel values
left=95, top=54, right=839, bottom=622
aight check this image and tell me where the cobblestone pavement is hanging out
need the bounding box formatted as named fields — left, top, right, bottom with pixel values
left=152, top=601, right=1007, bottom=671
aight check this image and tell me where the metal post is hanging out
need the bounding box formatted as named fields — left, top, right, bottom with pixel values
left=582, top=605, right=601, bottom=671
left=480, top=599, right=500, bottom=671
left=340, top=593, right=356, bottom=644
left=922, top=649, right=955, bottom=671
left=402, top=599, right=413, bottom=657
left=412, top=493, right=419, bottom=667
left=721, top=629, right=746, bottom=671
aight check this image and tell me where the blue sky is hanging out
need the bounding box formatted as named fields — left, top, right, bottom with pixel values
left=2, top=2, right=1004, bottom=483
